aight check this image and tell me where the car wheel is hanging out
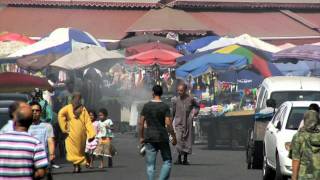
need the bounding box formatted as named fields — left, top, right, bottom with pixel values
left=275, top=154, right=288, bottom=180
left=262, top=151, right=275, bottom=180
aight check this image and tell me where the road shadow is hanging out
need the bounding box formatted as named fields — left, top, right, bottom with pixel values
left=186, top=163, right=223, bottom=167
left=110, top=165, right=128, bottom=169
left=199, top=147, right=245, bottom=151
left=53, top=169, right=107, bottom=175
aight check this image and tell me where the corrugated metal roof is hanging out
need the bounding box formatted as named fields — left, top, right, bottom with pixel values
left=174, top=0, right=320, bottom=3
left=266, top=38, right=320, bottom=45
left=170, top=0, right=320, bottom=9
left=0, top=0, right=162, bottom=8
left=293, top=12, right=320, bottom=27
left=127, top=7, right=211, bottom=35
left=189, top=11, right=320, bottom=37
left=0, top=7, right=147, bottom=39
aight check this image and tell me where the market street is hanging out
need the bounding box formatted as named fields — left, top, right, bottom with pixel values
left=53, top=133, right=261, bottom=180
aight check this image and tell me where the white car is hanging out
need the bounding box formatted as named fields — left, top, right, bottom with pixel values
left=262, top=101, right=320, bottom=180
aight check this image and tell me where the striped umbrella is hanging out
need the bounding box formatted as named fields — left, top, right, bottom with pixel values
left=272, top=45, right=320, bottom=63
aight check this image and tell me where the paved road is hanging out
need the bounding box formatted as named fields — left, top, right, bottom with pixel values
left=53, top=133, right=261, bottom=180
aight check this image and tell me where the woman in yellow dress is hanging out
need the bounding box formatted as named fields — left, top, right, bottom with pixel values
left=58, top=92, right=96, bottom=173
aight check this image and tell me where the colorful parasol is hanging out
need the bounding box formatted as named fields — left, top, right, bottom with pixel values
left=214, top=44, right=278, bottom=78
left=0, top=32, right=35, bottom=45
left=125, top=48, right=182, bottom=67
left=0, top=32, right=35, bottom=57
left=125, top=41, right=178, bottom=56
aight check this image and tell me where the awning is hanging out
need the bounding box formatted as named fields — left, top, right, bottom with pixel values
left=189, top=11, right=320, bottom=38
left=127, top=7, right=212, bottom=35
left=0, top=7, right=147, bottom=40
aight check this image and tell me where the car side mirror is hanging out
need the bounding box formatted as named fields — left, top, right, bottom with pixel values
left=266, top=99, right=276, bottom=109
left=276, top=121, right=281, bottom=130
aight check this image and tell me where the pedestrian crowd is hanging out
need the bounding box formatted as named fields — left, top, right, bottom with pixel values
left=0, top=82, right=201, bottom=180
left=0, top=88, right=116, bottom=179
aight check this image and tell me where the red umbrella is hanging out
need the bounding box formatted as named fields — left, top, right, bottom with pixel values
left=0, top=32, right=35, bottom=44
left=125, top=42, right=179, bottom=56
left=126, top=49, right=182, bottom=67
left=0, top=72, right=52, bottom=93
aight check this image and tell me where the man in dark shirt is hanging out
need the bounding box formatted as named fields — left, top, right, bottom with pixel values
left=139, top=85, right=177, bottom=180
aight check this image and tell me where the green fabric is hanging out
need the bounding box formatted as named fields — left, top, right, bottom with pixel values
left=300, top=110, right=320, bottom=133
left=230, top=47, right=254, bottom=64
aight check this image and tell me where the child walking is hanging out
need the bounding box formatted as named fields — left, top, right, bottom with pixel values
left=85, top=110, right=98, bottom=168
left=94, top=108, right=114, bottom=168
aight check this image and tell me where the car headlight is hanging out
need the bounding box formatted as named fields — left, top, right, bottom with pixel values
left=285, top=142, right=291, bottom=151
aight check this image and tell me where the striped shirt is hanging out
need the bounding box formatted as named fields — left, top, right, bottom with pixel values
left=0, top=131, right=48, bottom=180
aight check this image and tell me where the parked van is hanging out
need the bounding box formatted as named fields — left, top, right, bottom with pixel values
left=256, top=76, right=320, bottom=111
left=246, top=76, right=320, bottom=170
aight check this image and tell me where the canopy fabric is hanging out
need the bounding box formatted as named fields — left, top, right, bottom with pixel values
left=0, top=72, right=51, bottom=92
left=197, top=34, right=280, bottom=53
left=125, top=49, right=182, bottom=67
left=107, top=34, right=178, bottom=50
left=305, top=61, right=320, bottom=76
left=233, top=34, right=281, bottom=53
left=126, top=7, right=211, bottom=35
left=176, top=36, right=220, bottom=54
left=51, top=43, right=124, bottom=70
left=125, top=42, right=178, bottom=56
left=272, top=44, right=320, bottom=62
left=214, top=44, right=280, bottom=77
left=277, top=43, right=296, bottom=50
left=17, top=53, right=64, bottom=71
left=0, top=41, right=29, bottom=57
left=176, top=49, right=212, bottom=63
left=218, top=70, right=263, bottom=89
left=175, top=53, right=247, bottom=79
left=0, top=32, right=35, bottom=44
left=196, top=37, right=235, bottom=52
left=9, top=27, right=104, bottom=57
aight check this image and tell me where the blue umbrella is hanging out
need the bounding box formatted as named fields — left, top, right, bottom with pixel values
left=176, top=53, right=247, bottom=79
left=11, top=28, right=105, bottom=70
left=10, top=27, right=105, bottom=57
left=218, top=70, right=264, bottom=89
left=176, top=49, right=212, bottom=63
left=176, top=36, right=220, bottom=54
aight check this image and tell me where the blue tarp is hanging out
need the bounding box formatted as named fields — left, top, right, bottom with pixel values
left=176, top=53, right=247, bottom=79
left=274, top=61, right=310, bottom=76
left=176, top=36, right=220, bottom=54
left=267, top=62, right=283, bottom=76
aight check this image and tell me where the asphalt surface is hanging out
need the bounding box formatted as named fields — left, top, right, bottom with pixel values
left=53, top=133, right=261, bottom=180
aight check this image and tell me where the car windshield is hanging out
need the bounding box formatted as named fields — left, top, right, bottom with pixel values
left=270, top=91, right=320, bottom=108
left=285, top=107, right=309, bottom=130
